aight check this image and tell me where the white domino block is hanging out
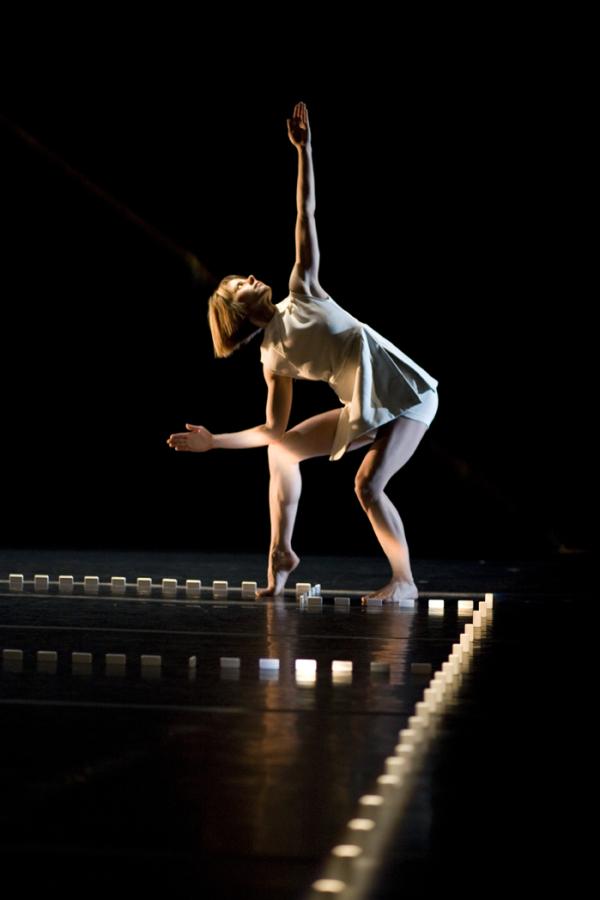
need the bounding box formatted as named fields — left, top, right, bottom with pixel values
left=105, top=653, right=126, bottom=666
left=259, top=658, right=280, bottom=670
left=484, top=592, right=494, bottom=608
left=141, top=655, right=161, bottom=667
left=295, top=659, right=317, bottom=676
left=212, top=580, right=228, bottom=596
left=458, top=599, right=474, bottom=611
left=188, top=656, right=197, bottom=668
left=185, top=579, right=201, bottom=596
left=332, top=660, right=353, bottom=674
left=34, top=574, right=50, bottom=592
left=9, top=574, right=24, bottom=592
left=84, top=576, right=100, bottom=594
left=58, top=575, right=74, bottom=593
left=72, top=652, right=92, bottom=664
left=162, top=578, right=178, bottom=596
left=241, top=580, right=258, bottom=597
left=220, top=657, right=240, bottom=668
left=137, top=577, right=152, bottom=596
left=296, top=582, right=311, bottom=597
left=3, top=648, right=23, bottom=661
left=37, top=650, right=57, bottom=663
left=307, top=595, right=322, bottom=607
left=428, top=599, right=445, bottom=610
left=111, top=576, right=127, bottom=594
left=366, top=597, right=383, bottom=607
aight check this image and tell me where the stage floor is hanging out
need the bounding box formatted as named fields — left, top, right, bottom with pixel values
left=0, top=549, right=591, bottom=898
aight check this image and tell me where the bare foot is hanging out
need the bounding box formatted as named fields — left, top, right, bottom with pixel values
left=256, top=547, right=301, bottom=597
left=361, top=579, right=419, bottom=603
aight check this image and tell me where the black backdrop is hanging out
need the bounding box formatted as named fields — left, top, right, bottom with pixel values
left=1, top=17, right=593, bottom=559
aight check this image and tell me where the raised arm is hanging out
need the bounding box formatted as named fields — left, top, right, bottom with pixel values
left=287, top=101, right=325, bottom=296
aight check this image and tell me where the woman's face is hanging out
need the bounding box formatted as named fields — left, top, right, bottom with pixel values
left=231, top=275, right=271, bottom=310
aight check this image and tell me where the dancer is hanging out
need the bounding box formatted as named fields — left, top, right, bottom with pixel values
left=167, top=101, right=439, bottom=602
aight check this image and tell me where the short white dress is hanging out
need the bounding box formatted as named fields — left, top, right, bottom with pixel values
left=260, top=289, right=439, bottom=461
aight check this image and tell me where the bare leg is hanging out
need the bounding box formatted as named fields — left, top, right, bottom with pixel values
left=354, top=416, right=429, bottom=602
left=257, top=408, right=343, bottom=597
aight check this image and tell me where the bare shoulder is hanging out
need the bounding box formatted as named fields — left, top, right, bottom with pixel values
left=288, top=263, right=329, bottom=300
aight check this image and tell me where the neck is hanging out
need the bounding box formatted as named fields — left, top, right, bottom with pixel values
left=249, top=306, right=275, bottom=328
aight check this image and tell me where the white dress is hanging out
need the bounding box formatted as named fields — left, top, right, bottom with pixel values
left=260, top=289, right=439, bottom=462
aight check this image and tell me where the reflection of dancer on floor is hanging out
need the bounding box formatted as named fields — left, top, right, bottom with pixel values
left=167, top=101, right=435, bottom=603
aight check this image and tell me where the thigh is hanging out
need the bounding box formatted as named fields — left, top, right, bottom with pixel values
left=355, top=416, right=428, bottom=493
left=276, top=408, right=343, bottom=462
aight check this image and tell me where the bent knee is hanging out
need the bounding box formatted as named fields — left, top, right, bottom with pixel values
left=354, top=475, right=384, bottom=507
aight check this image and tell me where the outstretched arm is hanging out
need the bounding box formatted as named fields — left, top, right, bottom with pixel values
left=166, top=371, right=293, bottom=452
left=287, top=101, right=321, bottom=287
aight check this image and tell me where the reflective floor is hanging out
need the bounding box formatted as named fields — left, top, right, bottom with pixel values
left=0, top=550, right=591, bottom=898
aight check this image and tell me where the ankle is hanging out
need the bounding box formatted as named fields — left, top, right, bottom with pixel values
left=271, top=544, right=293, bottom=555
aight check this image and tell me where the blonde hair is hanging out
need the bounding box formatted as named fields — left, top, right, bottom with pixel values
left=207, top=274, right=262, bottom=358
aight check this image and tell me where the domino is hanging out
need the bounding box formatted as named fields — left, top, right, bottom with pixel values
left=105, top=653, right=126, bottom=666
left=212, top=580, right=228, bottom=596
left=34, top=574, right=50, bottom=592
left=162, top=578, right=178, bottom=596
left=3, top=648, right=23, bottom=661
left=136, top=577, right=152, bottom=596
left=8, top=574, right=24, bottom=592
left=259, top=658, right=280, bottom=670
left=111, top=576, right=127, bottom=594
left=84, top=576, right=99, bottom=594
left=370, top=661, right=390, bottom=673
left=411, top=662, right=433, bottom=675
left=220, top=657, right=240, bottom=668
left=295, top=582, right=311, bottom=597
left=332, top=660, right=353, bottom=674
left=37, top=650, right=57, bottom=663
left=72, top=652, right=92, bottom=664
left=241, top=580, right=258, bottom=597
left=58, top=575, right=74, bottom=593
left=141, top=655, right=161, bottom=667
left=185, top=579, right=201, bottom=597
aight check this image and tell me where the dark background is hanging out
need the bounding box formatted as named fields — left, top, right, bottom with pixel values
left=0, top=16, right=593, bottom=560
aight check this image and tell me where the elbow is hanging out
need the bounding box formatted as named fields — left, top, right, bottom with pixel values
left=264, top=424, right=286, bottom=443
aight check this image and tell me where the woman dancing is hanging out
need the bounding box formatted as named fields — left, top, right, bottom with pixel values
left=167, top=101, right=439, bottom=603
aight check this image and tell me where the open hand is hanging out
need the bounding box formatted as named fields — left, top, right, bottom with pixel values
left=166, top=423, right=213, bottom=452
left=287, top=100, right=311, bottom=149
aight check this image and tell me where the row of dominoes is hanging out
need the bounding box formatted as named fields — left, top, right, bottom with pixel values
left=3, top=574, right=320, bottom=599
left=0, top=648, right=437, bottom=677
left=308, top=592, right=495, bottom=898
